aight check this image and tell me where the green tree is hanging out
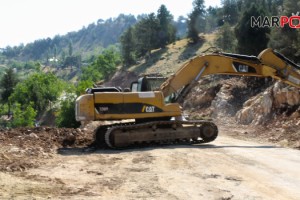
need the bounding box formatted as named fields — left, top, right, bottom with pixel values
left=120, top=26, right=136, bottom=67
left=61, top=50, right=66, bottom=63
left=0, top=68, right=18, bottom=115
left=205, top=6, right=220, bottom=32
left=234, top=4, right=270, bottom=55
left=76, top=80, right=94, bottom=96
left=68, top=40, right=73, bottom=56
left=10, top=73, right=64, bottom=113
left=269, top=0, right=300, bottom=62
left=95, top=47, right=121, bottom=79
left=157, top=4, right=176, bottom=48
left=267, top=0, right=283, bottom=15
left=221, top=0, right=239, bottom=24
left=175, top=16, right=188, bottom=38
left=10, top=102, right=37, bottom=128
left=80, top=47, right=121, bottom=82
left=63, top=55, right=82, bottom=68
left=187, top=0, right=206, bottom=43
left=121, top=8, right=176, bottom=63
left=134, top=13, right=160, bottom=57
left=81, top=65, right=103, bottom=82
left=56, top=94, right=80, bottom=128
left=54, top=44, right=57, bottom=58
left=0, top=104, right=8, bottom=116
left=215, top=23, right=237, bottom=52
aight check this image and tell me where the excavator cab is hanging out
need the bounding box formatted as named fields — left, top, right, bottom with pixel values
left=130, top=75, right=167, bottom=92
left=130, top=76, right=178, bottom=103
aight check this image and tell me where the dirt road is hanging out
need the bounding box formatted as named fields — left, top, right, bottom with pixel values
left=1, top=128, right=300, bottom=200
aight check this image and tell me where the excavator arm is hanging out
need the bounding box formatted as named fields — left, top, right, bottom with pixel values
left=160, top=48, right=300, bottom=102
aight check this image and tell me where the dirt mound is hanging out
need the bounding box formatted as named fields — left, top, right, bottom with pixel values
left=0, top=127, right=93, bottom=172
left=265, top=117, right=300, bottom=149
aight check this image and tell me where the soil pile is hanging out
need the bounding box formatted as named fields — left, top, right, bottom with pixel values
left=0, top=127, right=93, bottom=172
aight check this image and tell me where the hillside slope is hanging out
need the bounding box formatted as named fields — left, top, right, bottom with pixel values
left=129, top=34, right=216, bottom=76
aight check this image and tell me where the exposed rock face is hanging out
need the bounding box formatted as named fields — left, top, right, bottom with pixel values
left=211, top=84, right=235, bottom=117
left=235, top=89, right=273, bottom=125
left=185, top=77, right=299, bottom=125
left=183, top=79, right=221, bottom=110
left=273, top=82, right=300, bottom=107
left=184, top=77, right=261, bottom=119
left=236, top=82, right=300, bottom=125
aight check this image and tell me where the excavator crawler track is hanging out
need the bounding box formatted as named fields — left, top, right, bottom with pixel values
left=95, top=120, right=218, bottom=149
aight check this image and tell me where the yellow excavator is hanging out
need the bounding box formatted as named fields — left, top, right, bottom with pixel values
left=75, top=48, right=300, bottom=148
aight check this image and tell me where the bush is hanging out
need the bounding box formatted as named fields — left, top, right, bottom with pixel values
left=10, top=72, right=64, bottom=113
left=55, top=94, right=80, bottom=128
left=10, top=103, right=37, bottom=128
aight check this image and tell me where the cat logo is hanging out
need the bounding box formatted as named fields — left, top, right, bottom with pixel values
left=238, top=64, right=249, bottom=72
left=232, top=61, right=256, bottom=73
left=142, top=106, right=155, bottom=113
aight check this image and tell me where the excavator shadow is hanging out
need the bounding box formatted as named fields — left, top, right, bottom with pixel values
left=56, top=143, right=279, bottom=156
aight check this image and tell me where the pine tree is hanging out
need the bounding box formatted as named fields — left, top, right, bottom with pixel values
left=157, top=5, right=176, bottom=48
left=269, top=0, right=300, bottom=62
left=0, top=68, right=18, bottom=115
left=234, top=4, right=270, bottom=55
left=215, top=23, right=237, bottom=52
left=187, top=0, right=206, bottom=43
left=205, top=6, right=222, bottom=32
left=176, top=16, right=188, bottom=38
left=68, top=40, right=73, bottom=56
left=120, top=26, right=136, bottom=67
left=134, top=13, right=160, bottom=57
left=221, top=0, right=239, bottom=24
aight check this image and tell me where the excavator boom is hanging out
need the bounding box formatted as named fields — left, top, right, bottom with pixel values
left=160, top=48, right=300, bottom=102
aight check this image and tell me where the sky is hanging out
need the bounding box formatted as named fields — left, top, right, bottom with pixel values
left=0, top=0, right=220, bottom=48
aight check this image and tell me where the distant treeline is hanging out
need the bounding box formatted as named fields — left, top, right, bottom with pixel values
left=1, top=0, right=300, bottom=67
left=0, top=13, right=188, bottom=63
